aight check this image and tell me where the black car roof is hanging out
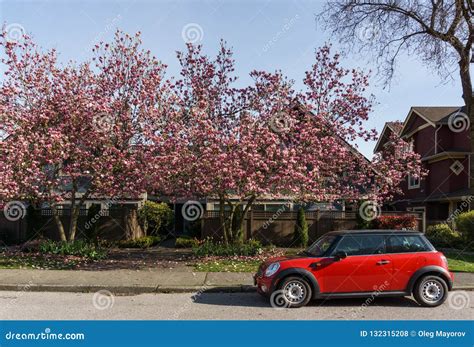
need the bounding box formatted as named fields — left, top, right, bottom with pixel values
left=325, top=229, right=423, bottom=236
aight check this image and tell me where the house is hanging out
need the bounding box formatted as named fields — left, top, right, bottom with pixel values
left=375, top=106, right=472, bottom=226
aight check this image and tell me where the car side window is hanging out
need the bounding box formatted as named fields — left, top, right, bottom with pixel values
left=386, top=235, right=432, bottom=253
left=333, top=235, right=385, bottom=256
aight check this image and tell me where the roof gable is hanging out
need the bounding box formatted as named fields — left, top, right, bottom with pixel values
left=400, top=106, right=461, bottom=137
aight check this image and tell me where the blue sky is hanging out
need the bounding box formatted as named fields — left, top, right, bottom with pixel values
left=0, top=0, right=463, bottom=157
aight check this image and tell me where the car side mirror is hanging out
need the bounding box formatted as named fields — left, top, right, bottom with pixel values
left=334, top=251, right=347, bottom=261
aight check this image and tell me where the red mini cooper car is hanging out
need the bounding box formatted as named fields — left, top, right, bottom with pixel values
left=254, top=230, right=453, bottom=308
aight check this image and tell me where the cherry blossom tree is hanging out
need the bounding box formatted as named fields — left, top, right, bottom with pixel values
left=146, top=43, right=422, bottom=244
left=0, top=31, right=169, bottom=241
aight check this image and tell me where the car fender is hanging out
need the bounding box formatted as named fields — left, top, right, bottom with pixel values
left=270, top=268, right=320, bottom=298
left=406, top=265, right=453, bottom=292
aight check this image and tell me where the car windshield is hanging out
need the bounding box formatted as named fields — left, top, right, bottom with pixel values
left=304, top=235, right=337, bottom=257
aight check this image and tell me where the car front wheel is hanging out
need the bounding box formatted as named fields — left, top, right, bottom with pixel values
left=413, top=275, right=448, bottom=307
left=270, top=276, right=312, bottom=308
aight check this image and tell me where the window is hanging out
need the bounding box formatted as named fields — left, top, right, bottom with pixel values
left=332, top=235, right=385, bottom=256
left=306, top=235, right=338, bottom=257
left=408, top=173, right=420, bottom=189
left=386, top=235, right=433, bottom=253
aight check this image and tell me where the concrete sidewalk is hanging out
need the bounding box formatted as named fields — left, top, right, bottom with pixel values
left=0, top=269, right=473, bottom=294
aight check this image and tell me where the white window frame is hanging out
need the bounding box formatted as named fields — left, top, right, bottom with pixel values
left=408, top=173, right=420, bottom=189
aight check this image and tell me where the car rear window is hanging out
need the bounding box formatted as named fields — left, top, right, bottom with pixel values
left=386, top=235, right=433, bottom=253
left=333, top=235, right=385, bottom=256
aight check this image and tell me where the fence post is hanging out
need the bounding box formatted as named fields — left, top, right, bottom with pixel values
left=421, top=210, right=426, bottom=233
left=315, top=210, right=320, bottom=236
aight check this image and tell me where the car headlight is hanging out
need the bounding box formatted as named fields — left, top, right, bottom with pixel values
left=264, top=262, right=280, bottom=277
left=441, top=255, right=448, bottom=268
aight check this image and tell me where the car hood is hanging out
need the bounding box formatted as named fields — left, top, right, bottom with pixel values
left=262, top=255, right=305, bottom=266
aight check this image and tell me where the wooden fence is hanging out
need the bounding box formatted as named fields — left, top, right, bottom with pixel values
left=201, top=210, right=425, bottom=246
left=0, top=207, right=141, bottom=245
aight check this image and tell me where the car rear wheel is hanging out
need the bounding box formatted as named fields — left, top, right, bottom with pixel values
left=413, top=275, right=448, bottom=307
left=270, top=276, right=312, bottom=308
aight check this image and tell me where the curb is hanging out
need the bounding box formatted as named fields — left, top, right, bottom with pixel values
left=0, top=284, right=472, bottom=294
left=0, top=284, right=258, bottom=295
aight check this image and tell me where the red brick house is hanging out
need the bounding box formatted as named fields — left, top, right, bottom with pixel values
left=374, top=106, right=472, bottom=226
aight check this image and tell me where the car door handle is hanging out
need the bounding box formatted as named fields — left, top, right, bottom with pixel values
left=376, top=260, right=391, bottom=265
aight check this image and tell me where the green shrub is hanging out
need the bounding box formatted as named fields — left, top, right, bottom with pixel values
left=117, top=235, right=161, bottom=249
left=175, top=236, right=200, bottom=248
left=455, top=211, right=474, bottom=241
left=426, top=224, right=462, bottom=247
left=193, top=238, right=263, bottom=257
left=138, top=201, right=173, bottom=236
left=293, top=207, right=308, bottom=247
left=39, top=240, right=107, bottom=260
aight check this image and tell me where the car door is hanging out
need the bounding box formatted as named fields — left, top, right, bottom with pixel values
left=313, top=234, right=393, bottom=293
left=385, top=234, right=430, bottom=291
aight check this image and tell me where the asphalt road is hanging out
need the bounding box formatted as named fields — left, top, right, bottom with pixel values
left=0, top=291, right=472, bottom=320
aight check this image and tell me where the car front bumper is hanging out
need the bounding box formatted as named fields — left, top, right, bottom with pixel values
left=254, top=274, right=272, bottom=296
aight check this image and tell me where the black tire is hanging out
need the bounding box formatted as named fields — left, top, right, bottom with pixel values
left=413, top=275, right=448, bottom=307
left=270, top=276, right=312, bottom=308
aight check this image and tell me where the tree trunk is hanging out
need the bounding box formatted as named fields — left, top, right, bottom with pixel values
left=124, top=207, right=144, bottom=240
left=221, top=196, right=256, bottom=244
left=51, top=204, right=67, bottom=241
left=68, top=205, right=81, bottom=241
left=458, top=56, right=473, bottom=199
left=218, top=196, right=227, bottom=244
